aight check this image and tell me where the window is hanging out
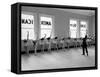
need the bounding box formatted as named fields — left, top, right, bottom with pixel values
left=21, top=13, right=35, bottom=40
left=40, top=16, right=53, bottom=38
left=69, top=19, right=78, bottom=38
left=80, top=21, right=87, bottom=38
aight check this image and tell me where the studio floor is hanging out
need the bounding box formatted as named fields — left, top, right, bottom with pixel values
left=21, top=46, right=95, bottom=71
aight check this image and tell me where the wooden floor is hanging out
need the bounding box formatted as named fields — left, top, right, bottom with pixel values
left=21, top=46, right=95, bottom=71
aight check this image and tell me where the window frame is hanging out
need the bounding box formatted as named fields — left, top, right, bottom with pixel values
left=80, top=20, right=88, bottom=38
left=39, top=14, right=55, bottom=39
left=21, top=11, right=36, bottom=40
left=69, top=18, right=79, bottom=38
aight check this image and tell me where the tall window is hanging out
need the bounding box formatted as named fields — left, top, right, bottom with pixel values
left=40, top=16, right=53, bottom=38
left=69, top=19, right=78, bottom=38
left=21, top=13, right=35, bottom=40
left=80, top=21, right=87, bottom=38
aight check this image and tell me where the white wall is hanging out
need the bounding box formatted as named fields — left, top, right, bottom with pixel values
left=22, top=6, right=90, bottom=38
left=0, top=0, right=99, bottom=77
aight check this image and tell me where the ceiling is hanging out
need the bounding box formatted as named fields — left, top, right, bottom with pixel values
left=57, top=9, right=95, bottom=16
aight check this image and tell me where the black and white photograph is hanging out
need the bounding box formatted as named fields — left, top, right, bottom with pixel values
left=11, top=2, right=98, bottom=74
left=21, top=5, right=97, bottom=71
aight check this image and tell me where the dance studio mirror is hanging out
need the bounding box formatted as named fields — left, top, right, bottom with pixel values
left=11, top=3, right=98, bottom=74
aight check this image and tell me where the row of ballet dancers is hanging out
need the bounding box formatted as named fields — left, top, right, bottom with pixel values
left=23, top=32, right=95, bottom=55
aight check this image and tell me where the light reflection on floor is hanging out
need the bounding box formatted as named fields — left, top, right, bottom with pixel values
left=21, top=46, right=95, bottom=71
